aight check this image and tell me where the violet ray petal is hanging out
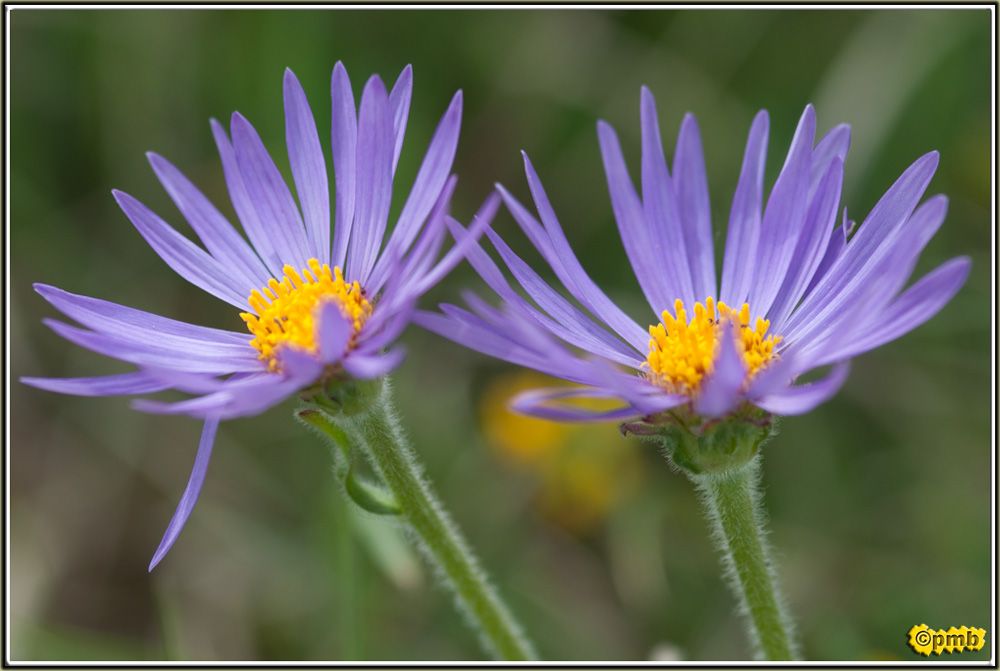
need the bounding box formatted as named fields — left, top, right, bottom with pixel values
left=210, top=118, right=284, bottom=276
left=598, top=119, right=673, bottom=313
left=694, top=322, right=747, bottom=417
left=802, top=221, right=847, bottom=300
left=672, top=113, right=717, bottom=300
left=754, top=362, right=850, bottom=415
left=749, top=105, right=815, bottom=316
left=133, top=349, right=321, bottom=419
left=388, top=64, right=413, bottom=174
left=343, top=347, right=406, bottom=379
left=21, top=371, right=173, bottom=397
left=330, top=62, right=358, bottom=269
left=318, top=302, right=353, bottom=364
left=510, top=387, right=642, bottom=422
left=783, top=151, right=939, bottom=339
left=368, top=91, right=463, bottom=289
left=283, top=68, right=331, bottom=261
left=346, top=76, right=394, bottom=284
left=34, top=284, right=252, bottom=347
left=148, top=416, right=220, bottom=571
left=768, top=157, right=844, bottom=331
left=808, top=256, right=970, bottom=366
left=517, top=156, right=649, bottom=350
left=112, top=190, right=250, bottom=308
left=147, top=152, right=270, bottom=288
left=809, top=124, right=850, bottom=199
left=480, top=225, right=643, bottom=365
left=44, top=320, right=262, bottom=374
left=639, top=87, right=696, bottom=307
left=720, top=110, right=769, bottom=307
left=231, top=112, right=311, bottom=269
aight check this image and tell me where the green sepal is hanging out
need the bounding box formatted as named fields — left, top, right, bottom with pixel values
left=344, top=465, right=402, bottom=516
left=625, top=405, right=777, bottom=475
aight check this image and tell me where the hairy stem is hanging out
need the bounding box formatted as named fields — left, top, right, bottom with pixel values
left=302, top=377, right=536, bottom=661
left=690, top=456, right=797, bottom=660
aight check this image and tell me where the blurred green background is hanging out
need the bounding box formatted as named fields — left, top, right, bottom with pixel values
left=9, top=8, right=992, bottom=662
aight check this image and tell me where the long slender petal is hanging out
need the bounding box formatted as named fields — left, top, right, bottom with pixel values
left=672, top=113, right=716, bottom=299
left=147, top=152, right=270, bottom=288
left=148, top=417, right=220, bottom=571
left=330, top=62, right=358, bottom=268
left=21, top=371, right=172, bottom=397
left=388, top=64, right=413, bottom=174
left=720, top=110, right=769, bottom=306
left=231, top=112, right=311, bottom=269
left=284, top=68, right=331, bottom=261
left=510, top=387, right=642, bottom=422
left=754, top=362, right=850, bottom=415
left=112, top=190, right=250, bottom=308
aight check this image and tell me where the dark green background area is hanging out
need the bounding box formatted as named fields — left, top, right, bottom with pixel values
left=9, top=8, right=992, bottom=662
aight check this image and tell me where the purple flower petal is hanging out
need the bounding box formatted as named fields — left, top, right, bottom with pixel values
left=768, top=156, right=844, bottom=331
left=318, top=302, right=352, bottom=364
left=388, top=64, right=413, bottom=173
left=694, top=322, right=747, bottom=418
left=639, top=87, right=696, bottom=307
left=148, top=417, right=219, bottom=571
left=754, top=362, right=850, bottom=415
left=598, top=119, right=673, bottom=313
left=367, top=91, right=462, bottom=293
left=346, top=76, right=394, bottom=284
left=330, top=62, right=358, bottom=269
left=809, top=123, right=850, bottom=200
left=672, top=113, right=717, bottom=300
left=510, top=387, right=641, bottom=423
left=720, top=110, right=769, bottom=307
left=111, top=190, right=251, bottom=308
left=343, top=347, right=406, bottom=379
left=749, top=105, right=816, bottom=316
left=21, top=371, right=172, bottom=397
left=147, top=152, right=270, bottom=288
left=231, top=112, right=311, bottom=269
left=210, top=118, right=283, bottom=276
left=283, top=68, right=331, bottom=262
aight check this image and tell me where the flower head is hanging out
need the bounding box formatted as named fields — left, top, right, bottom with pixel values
left=418, top=87, right=970, bottom=425
left=22, top=64, right=493, bottom=569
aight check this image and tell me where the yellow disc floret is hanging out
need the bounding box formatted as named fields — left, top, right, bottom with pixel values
left=645, top=297, right=781, bottom=395
left=240, top=258, right=372, bottom=372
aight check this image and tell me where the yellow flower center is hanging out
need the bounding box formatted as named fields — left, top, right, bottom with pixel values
left=240, top=258, right=372, bottom=372
left=645, top=297, right=781, bottom=395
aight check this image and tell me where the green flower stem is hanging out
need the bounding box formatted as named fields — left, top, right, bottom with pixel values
left=299, top=377, right=536, bottom=661
left=689, top=456, right=796, bottom=660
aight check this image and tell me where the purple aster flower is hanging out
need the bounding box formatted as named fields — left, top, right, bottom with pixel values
left=417, top=87, right=970, bottom=424
left=22, top=64, right=492, bottom=570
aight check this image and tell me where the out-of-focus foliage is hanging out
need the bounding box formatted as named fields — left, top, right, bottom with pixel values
left=10, top=9, right=991, bottom=661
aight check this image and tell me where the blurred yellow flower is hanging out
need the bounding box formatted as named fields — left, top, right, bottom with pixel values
left=479, top=371, right=641, bottom=534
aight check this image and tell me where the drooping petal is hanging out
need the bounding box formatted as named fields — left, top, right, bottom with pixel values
left=147, top=152, right=270, bottom=288
left=754, top=362, right=850, bottom=415
left=330, top=62, right=358, bottom=269
left=283, top=68, right=331, bottom=262
left=148, top=417, right=219, bottom=571
left=112, top=190, right=251, bottom=308
left=231, top=112, right=311, bottom=269
left=21, top=371, right=173, bottom=397
left=694, top=322, right=747, bottom=417
left=720, top=110, right=769, bottom=307
left=510, top=387, right=643, bottom=422
left=672, top=113, right=716, bottom=300
left=598, top=119, right=673, bottom=314
left=346, top=76, right=394, bottom=284
left=639, top=87, right=696, bottom=307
